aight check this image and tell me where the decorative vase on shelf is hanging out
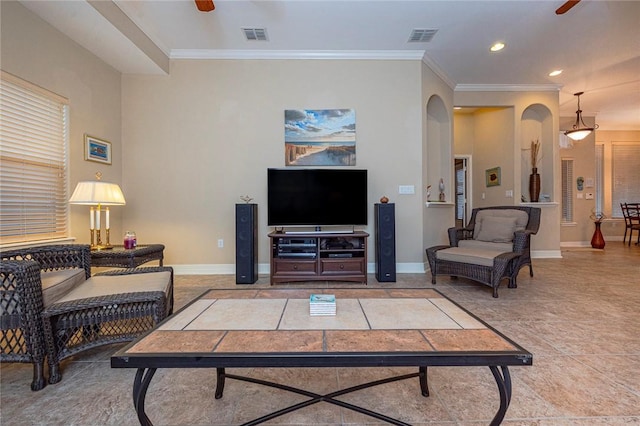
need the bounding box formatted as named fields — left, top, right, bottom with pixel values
left=591, top=221, right=605, bottom=249
left=529, top=167, right=540, bottom=202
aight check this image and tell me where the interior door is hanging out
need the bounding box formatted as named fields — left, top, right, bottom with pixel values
left=455, top=158, right=468, bottom=228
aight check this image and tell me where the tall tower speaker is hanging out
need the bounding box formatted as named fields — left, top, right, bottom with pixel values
left=375, top=203, right=396, bottom=282
left=236, top=203, right=258, bottom=284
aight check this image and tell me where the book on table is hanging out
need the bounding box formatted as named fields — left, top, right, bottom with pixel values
left=310, top=294, right=336, bottom=316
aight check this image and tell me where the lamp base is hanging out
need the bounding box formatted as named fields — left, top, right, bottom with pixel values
left=90, top=229, right=114, bottom=250
left=91, top=244, right=114, bottom=251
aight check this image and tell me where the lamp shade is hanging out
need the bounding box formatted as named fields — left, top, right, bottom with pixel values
left=565, top=128, right=593, bottom=141
left=69, top=181, right=126, bottom=205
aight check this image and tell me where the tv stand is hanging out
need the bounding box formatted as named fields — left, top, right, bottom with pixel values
left=269, top=231, right=368, bottom=285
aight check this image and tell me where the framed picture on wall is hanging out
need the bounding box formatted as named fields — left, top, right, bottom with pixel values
left=284, top=109, right=356, bottom=166
left=486, top=167, right=501, bottom=187
left=84, top=134, right=112, bottom=165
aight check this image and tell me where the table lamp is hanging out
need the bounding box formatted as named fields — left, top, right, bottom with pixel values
left=69, top=172, right=126, bottom=250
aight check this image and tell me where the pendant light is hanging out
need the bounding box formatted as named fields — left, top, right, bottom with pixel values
left=565, top=92, right=598, bottom=141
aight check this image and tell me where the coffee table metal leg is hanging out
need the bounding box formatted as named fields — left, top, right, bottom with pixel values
left=133, top=368, right=157, bottom=426
left=215, top=367, right=226, bottom=399
left=222, top=370, right=419, bottom=426
left=489, top=365, right=512, bottom=426
left=419, top=366, right=429, bottom=396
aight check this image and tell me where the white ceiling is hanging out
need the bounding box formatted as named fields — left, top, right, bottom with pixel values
left=20, top=0, right=640, bottom=130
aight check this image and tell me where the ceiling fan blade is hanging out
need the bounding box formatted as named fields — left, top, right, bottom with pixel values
left=556, top=0, right=581, bottom=15
left=195, top=0, right=215, bottom=12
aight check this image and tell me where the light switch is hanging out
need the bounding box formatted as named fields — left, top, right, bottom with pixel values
left=505, top=190, right=513, bottom=198
left=577, top=193, right=584, bottom=199
left=398, top=185, right=415, bottom=194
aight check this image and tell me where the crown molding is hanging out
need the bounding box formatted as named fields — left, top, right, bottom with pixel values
left=455, top=84, right=562, bottom=92
left=421, top=54, right=456, bottom=89
left=170, top=49, right=426, bottom=61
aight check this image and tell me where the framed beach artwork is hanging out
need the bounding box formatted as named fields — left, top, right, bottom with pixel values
left=84, top=134, right=112, bottom=165
left=284, top=109, right=356, bottom=166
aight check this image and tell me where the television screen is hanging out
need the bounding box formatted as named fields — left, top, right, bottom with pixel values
left=267, top=169, right=367, bottom=227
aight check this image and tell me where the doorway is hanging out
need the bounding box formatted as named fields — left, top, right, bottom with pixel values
left=454, top=156, right=471, bottom=227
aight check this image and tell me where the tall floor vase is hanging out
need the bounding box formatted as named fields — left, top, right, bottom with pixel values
left=529, top=167, right=540, bottom=202
left=591, top=221, right=605, bottom=249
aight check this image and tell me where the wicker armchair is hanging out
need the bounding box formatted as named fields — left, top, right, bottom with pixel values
left=43, top=266, right=173, bottom=384
left=426, top=206, right=541, bottom=297
left=1, top=245, right=173, bottom=390
left=1, top=245, right=90, bottom=390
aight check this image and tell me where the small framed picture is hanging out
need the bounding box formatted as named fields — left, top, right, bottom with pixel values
left=486, top=167, right=501, bottom=187
left=84, top=134, right=112, bottom=165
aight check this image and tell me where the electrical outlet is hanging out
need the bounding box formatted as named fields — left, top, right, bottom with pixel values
left=217, top=239, right=224, bottom=248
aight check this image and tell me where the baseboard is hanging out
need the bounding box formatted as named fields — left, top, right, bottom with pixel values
left=170, top=264, right=236, bottom=275
left=531, top=250, right=563, bottom=258
left=367, top=262, right=425, bottom=274
left=171, top=263, right=426, bottom=276
left=560, top=241, right=591, bottom=248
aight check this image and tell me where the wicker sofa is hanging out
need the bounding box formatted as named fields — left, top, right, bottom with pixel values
left=1, top=244, right=173, bottom=390
left=426, top=206, right=541, bottom=297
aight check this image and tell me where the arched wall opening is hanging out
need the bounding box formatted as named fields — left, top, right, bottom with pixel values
left=521, top=104, right=554, bottom=202
left=423, top=94, right=454, bottom=252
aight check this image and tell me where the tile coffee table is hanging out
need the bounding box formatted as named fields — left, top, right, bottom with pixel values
left=111, top=288, right=532, bottom=426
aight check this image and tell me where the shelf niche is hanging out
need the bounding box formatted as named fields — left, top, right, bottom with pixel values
left=521, top=104, right=554, bottom=202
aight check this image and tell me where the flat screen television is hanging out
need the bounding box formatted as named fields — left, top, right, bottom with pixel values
left=267, top=168, right=367, bottom=227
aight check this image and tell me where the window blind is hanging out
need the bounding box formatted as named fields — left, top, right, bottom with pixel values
left=561, top=159, right=573, bottom=222
left=455, top=166, right=465, bottom=221
left=612, top=144, right=640, bottom=218
left=595, top=144, right=604, bottom=216
left=0, top=71, right=69, bottom=244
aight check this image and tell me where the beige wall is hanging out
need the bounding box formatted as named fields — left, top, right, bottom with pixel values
left=559, top=116, right=596, bottom=244
left=121, top=59, right=427, bottom=269
left=12, top=2, right=612, bottom=267
left=1, top=1, right=123, bottom=243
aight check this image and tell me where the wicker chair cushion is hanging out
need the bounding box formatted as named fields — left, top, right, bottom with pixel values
left=41, top=269, right=86, bottom=307
left=473, top=209, right=529, bottom=240
left=476, top=216, right=518, bottom=243
left=53, top=271, right=172, bottom=304
left=458, top=239, right=513, bottom=252
left=436, top=247, right=506, bottom=267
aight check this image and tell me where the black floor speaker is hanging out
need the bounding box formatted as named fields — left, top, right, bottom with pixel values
left=375, top=203, right=396, bottom=282
left=236, top=203, right=258, bottom=284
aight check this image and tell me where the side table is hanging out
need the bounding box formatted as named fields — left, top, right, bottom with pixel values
left=90, top=244, right=164, bottom=268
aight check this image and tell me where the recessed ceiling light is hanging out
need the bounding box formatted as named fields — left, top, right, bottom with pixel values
left=490, top=42, right=505, bottom=52
left=453, top=106, right=462, bottom=110
left=549, top=69, right=563, bottom=77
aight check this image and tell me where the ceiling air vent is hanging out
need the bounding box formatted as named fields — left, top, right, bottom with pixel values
left=242, top=28, right=268, bottom=41
left=408, top=29, right=438, bottom=43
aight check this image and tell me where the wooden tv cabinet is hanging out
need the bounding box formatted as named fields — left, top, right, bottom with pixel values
left=269, top=231, right=368, bottom=285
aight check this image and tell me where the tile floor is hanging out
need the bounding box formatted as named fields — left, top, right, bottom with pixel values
left=1, top=244, right=639, bottom=425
